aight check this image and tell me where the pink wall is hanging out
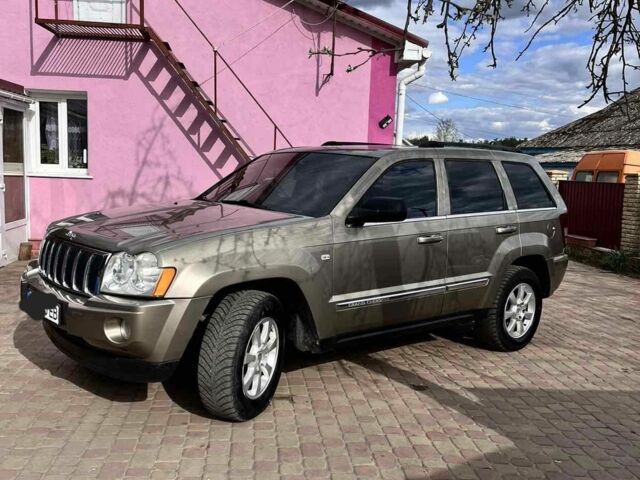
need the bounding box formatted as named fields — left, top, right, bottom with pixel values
left=368, top=39, right=397, bottom=143
left=0, top=0, right=397, bottom=238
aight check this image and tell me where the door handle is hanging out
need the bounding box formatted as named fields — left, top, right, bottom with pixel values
left=417, top=234, right=443, bottom=245
left=496, top=225, right=518, bottom=235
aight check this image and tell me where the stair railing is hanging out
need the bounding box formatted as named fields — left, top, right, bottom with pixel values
left=33, top=0, right=291, bottom=152
left=172, top=0, right=293, bottom=151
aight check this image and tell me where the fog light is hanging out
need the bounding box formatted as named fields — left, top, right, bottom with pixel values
left=104, top=317, right=131, bottom=344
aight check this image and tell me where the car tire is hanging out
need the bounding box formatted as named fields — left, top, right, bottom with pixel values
left=197, top=290, right=285, bottom=421
left=476, top=266, right=543, bottom=352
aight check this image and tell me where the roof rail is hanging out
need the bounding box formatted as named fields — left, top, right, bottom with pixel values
left=408, top=141, right=523, bottom=153
left=322, top=141, right=397, bottom=147
left=321, top=140, right=523, bottom=153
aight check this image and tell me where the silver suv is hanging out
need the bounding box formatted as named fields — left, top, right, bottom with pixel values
left=20, top=145, right=568, bottom=421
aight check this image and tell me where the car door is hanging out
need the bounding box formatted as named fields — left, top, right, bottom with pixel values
left=502, top=159, right=564, bottom=258
left=0, top=103, right=28, bottom=266
left=330, top=157, right=448, bottom=336
left=441, top=156, right=520, bottom=315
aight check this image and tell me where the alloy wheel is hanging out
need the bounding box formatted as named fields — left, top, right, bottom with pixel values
left=242, top=317, right=279, bottom=400
left=503, top=283, right=536, bottom=339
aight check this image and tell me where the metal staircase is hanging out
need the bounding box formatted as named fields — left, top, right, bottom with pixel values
left=34, top=0, right=293, bottom=163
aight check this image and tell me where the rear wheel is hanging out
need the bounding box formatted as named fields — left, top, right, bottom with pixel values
left=197, top=290, right=284, bottom=421
left=476, top=266, right=542, bottom=351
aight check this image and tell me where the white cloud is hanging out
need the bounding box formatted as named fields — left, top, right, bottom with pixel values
left=428, top=91, right=449, bottom=104
left=343, top=0, right=630, bottom=140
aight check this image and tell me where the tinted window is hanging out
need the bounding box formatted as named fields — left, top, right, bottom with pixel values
left=201, top=152, right=376, bottom=217
left=357, top=160, right=437, bottom=219
left=446, top=160, right=506, bottom=214
left=597, top=171, right=619, bottom=183
left=575, top=171, right=593, bottom=182
left=503, top=162, right=555, bottom=209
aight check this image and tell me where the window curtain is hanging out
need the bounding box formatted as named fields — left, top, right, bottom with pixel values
left=44, top=107, right=58, bottom=150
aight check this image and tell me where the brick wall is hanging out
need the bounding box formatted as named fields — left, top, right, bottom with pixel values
left=621, top=173, right=640, bottom=255
left=546, top=170, right=569, bottom=187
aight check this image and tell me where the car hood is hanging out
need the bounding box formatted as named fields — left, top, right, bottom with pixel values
left=46, top=200, right=305, bottom=252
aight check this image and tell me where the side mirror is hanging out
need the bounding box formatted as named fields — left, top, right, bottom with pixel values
left=346, top=196, right=407, bottom=227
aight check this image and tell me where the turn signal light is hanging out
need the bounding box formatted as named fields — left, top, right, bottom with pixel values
left=153, top=268, right=177, bottom=298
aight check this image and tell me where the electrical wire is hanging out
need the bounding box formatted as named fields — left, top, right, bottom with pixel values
left=216, top=0, right=296, bottom=49
left=417, top=81, right=560, bottom=103
left=227, top=18, right=295, bottom=66
left=406, top=94, right=517, bottom=139
left=293, top=1, right=341, bottom=26
left=406, top=95, right=473, bottom=139
left=413, top=83, right=557, bottom=115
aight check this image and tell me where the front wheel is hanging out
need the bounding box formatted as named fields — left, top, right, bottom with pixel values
left=476, top=266, right=543, bottom=351
left=197, top=290, right=284, bottom=421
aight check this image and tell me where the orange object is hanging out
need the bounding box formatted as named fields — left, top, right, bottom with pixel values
left=153, top=268, right=177, bottom=298
left=572, top=150, right=640, bottom=183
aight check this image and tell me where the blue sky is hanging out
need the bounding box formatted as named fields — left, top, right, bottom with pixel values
left=347, top=0, right=616, bottom=141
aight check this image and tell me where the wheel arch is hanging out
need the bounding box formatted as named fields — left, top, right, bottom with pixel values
left=203, top=278, right=321, bottom=352
left=512, top=255, right=551, bottom=297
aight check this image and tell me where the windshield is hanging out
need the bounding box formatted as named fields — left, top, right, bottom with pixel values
left=200, top=152, right=377, bottom=217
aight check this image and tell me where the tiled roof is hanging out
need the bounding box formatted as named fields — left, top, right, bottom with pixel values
left=520, top=88, right=640, bottom=149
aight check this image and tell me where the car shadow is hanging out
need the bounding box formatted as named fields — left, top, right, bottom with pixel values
left=162, top=327, right=443, bottom=420
left=284, top=328, right=441, bottom=373
left=14, top=313, right=473, bottom=420
left=346, top=354, right=640, bottom=480
left=13, top=318, right=148, bottom=402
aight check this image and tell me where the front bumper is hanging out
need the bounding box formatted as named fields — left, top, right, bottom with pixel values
left=43, top=320, right=178, bottom=382
left=19, top=261, right=209, bottom=376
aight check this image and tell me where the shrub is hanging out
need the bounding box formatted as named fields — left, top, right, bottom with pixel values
left=602, top=250, right=628, bottom=273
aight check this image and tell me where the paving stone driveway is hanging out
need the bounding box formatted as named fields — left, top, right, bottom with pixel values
left=1, top=261, right=639, bottom=480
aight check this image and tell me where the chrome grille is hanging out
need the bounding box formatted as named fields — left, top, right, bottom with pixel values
left=39, top=237, right=109, bottom=296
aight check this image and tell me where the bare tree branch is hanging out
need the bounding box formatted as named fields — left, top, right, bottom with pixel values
left=309, top=0, right=640, bottom=105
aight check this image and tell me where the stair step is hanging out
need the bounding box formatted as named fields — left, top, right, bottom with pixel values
left=145, top=32, right=252, bottom=162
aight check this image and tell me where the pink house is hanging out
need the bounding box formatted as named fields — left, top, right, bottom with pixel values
left=0, top=0, right=427, bottom=265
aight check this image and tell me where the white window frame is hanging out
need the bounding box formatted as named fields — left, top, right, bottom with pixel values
left=27, top=90, right=90, bottom=178
left=1, top=99, right=29, bottom=176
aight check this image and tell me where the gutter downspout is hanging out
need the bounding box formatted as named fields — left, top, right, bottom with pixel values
left=394, top=48, right=430, bottom=146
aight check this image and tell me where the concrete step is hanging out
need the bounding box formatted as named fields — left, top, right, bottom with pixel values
left=566, top=234, right=598, bottom=248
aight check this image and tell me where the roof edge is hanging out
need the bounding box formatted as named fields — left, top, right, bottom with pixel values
left=521, top=87, right=640, bottom=149
left=295, top=0, right=428, bottom=49
left=0, top=78, right=25, bottom=96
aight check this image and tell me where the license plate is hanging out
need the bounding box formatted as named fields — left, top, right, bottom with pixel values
left=20, top=285, right=63, bottom=325
left=44, top=304, right=61, bottom=325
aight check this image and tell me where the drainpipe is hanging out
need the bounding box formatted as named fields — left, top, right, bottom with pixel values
left=394, top=48, right=431, bottom=146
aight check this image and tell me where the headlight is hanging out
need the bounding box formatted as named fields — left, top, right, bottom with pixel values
left=101, top=252, right=176, bottom=298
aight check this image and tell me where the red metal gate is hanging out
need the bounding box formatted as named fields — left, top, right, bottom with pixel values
left=558, top=181, right=625, bottom=249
